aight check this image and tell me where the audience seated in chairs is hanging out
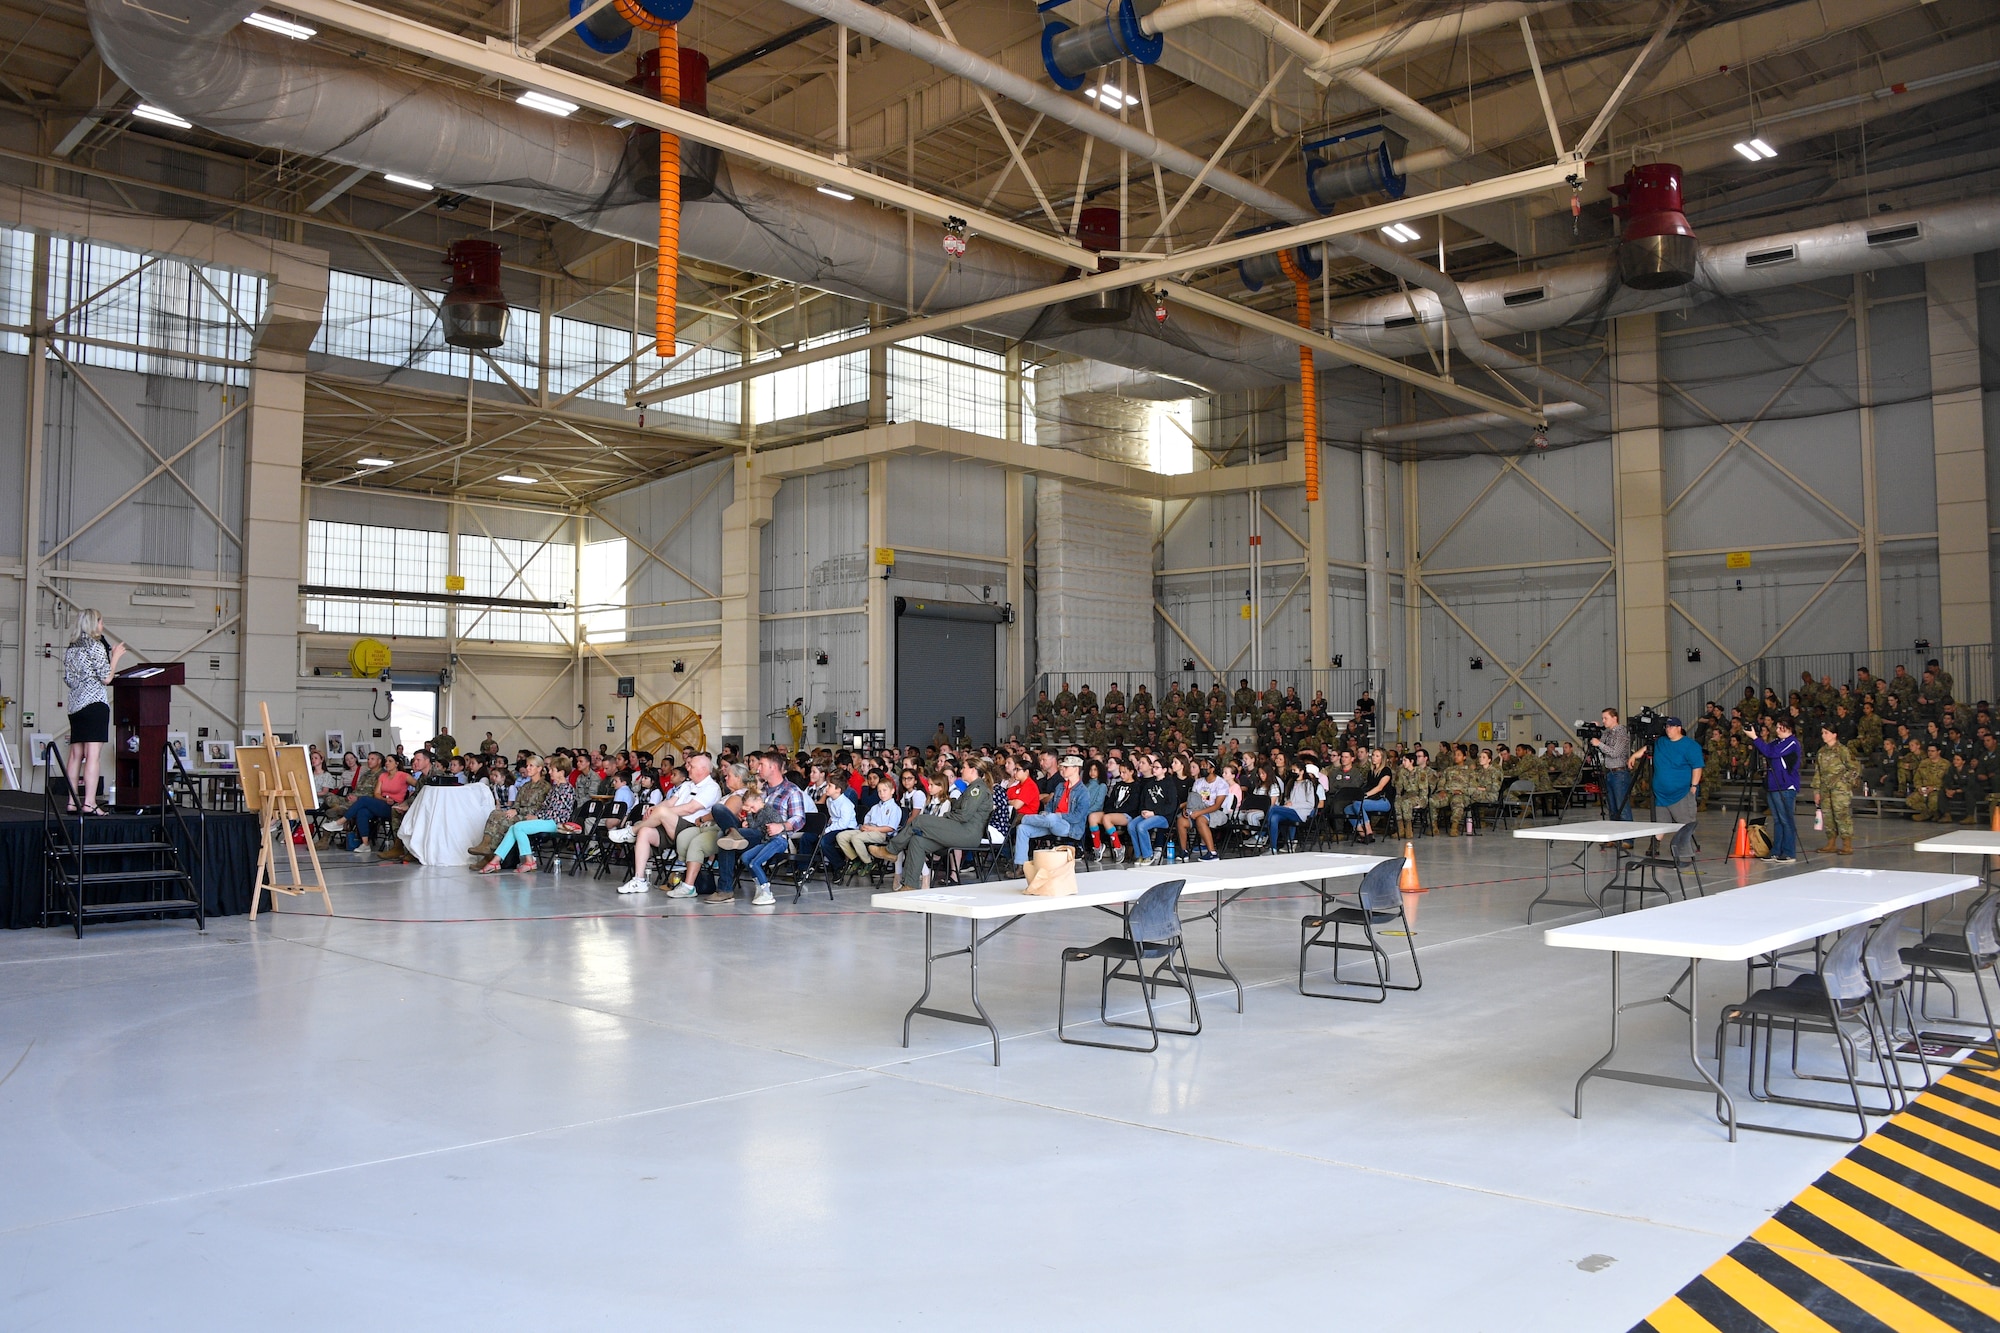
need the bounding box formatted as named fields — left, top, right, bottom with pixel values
left=612, top=752, right=721, bottom=895
left=1012, top=753, right=1095, bottom=873
left=875, top=757, right=996, bottom=891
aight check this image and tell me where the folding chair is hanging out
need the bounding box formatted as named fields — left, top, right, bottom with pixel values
left=1299, top=859, right=1423, bottom=1002
left=1715, top=920, right=1903, bottom=1142
left=1057, top=879, right=1201, bottom=1052
left=1903, top=891, right=2000, bottom=1056
left=1601, top=822, right=1704, bottom=913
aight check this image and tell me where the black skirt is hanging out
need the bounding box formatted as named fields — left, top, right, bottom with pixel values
left=67, top=700, right=110, bottom=744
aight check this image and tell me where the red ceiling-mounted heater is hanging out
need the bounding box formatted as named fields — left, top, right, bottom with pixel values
left=440, top=239, right=509, bottom=350
left=1611, top=163, right=1698, bottom=290
left=1062, top=206, right=1133, bottom=325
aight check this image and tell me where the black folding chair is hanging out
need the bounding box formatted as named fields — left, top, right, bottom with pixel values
left=787, top=811, right=832, bottom=903
left=1903, top=891, right=2000, bottom=1056
left=1057, top=879, right=1200, bottom=1053
left=1602, top=822, right=1704, bottom=913
left=1299, top=859, right=1423, bottom=1002
left=1716, top=921, right=1903, bottom=1142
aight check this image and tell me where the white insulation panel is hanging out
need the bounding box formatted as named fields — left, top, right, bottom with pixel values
left=1036, top=479, right=1151, bottom=672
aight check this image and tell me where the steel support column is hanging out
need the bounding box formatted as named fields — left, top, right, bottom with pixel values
left=1363, top=445, right=1390, bottom=704
left=720, top=459, right=779, bottom=746
left=1004, top=469, right=1028, bottom=720
left=1402, top=455, right=1421, bottom=739
left=241, top=364, right=306, bottom=734
left=867, top=456, right=892, bottom=737
left=16, top=235, right=47, bottom=778
left=1927, top=255, right=1990, bottom=647
left=1612, top=313, right=1669, bottom=710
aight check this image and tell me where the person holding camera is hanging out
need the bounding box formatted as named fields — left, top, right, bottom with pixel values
left=1587, top=708, right=1635, bottom=821
left=1749, top=716, right=1802, bottom=864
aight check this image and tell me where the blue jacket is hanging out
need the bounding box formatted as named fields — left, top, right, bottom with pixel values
left=1040, top=778, right=1100, bottom=839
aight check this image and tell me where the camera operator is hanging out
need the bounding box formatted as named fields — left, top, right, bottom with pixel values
left=1585, top=708, right=1636, bottom=821
left=1643, top=716, right=1705, bottom=826
left=1749, top=716, right=1802, bottom=865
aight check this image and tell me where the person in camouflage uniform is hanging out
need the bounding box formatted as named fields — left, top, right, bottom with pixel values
left=1812, top=722, right=1860, bottom=855
left=1075, top=682, right=1097, bottom=716
left=1131, top=683, right=1152, bottom=714
left=1852, top=699, right=1883, bottom=760
left=1053, top=680, right=1077, bottom=716
left=1206, top=681, right=1227, bottom=716
left=1431, top=750, right=1470, bottom=835
left=1909, top=743, right=1949, bottom=821
left=1699, top=722, right=1729, bottom=811
left=1896, top=738, right=1922, bottom=800
left=1261, top=679, right=1284, bottom=714
left=1393, top=753, right=1432, bottom=839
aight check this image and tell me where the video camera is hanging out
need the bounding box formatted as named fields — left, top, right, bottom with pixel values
left=1630, top=706, right=1668, bottom=744
left=1574, top=720, right=1604, bottom=741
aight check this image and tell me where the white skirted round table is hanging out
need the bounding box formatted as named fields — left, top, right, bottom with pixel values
left=397, top=782, right=495, bottom=865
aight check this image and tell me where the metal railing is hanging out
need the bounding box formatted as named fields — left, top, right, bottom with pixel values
left=1003, top=668, right=1387, bottom=739
left=1659, top=645, right=1993, bottom=722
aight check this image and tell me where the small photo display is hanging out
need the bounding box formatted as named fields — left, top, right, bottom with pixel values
left=324, top=730, right=345, bottom=758
left=201, top=738, right=236, bottom=766
left=241, top=728, right=264, bottom=750
left=166, top=732, right=191, bottom=768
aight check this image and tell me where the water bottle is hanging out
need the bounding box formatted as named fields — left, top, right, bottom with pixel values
left=1166, top=843, right=1177, bottom=864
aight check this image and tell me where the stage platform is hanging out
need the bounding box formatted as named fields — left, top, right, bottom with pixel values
left=0, top=790, right=262, bottom=929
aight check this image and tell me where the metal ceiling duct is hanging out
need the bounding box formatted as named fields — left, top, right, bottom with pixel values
left=84, top=0, right=2000, bottom=452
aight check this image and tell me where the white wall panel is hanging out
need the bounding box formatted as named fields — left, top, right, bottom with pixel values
left=760, top=465, right=867, bottom=740
left=1038, top=480, right=1151, bottom=673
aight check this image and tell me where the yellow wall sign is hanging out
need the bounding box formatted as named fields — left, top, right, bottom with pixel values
left=1240, top=604, right=1254, bottom=620
left=444, top=574, right=466, bottom=591
left=1725, top=551, right=1752, bottom=569
left=1477, top=721, right=1494, bottom=741
left=874, top=547, right=896, bottom=567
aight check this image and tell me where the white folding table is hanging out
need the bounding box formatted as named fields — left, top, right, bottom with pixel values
left=1546, top=868, right=1978, bottom=1140
left=1514, top=820, right=1684, bottom=920
left=872, top=852, right=1386, bottom=1064
left=1913, top=828, right=2000, bottom=887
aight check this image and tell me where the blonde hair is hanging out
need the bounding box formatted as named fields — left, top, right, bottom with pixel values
left=72, top=608, right=103, bottom=646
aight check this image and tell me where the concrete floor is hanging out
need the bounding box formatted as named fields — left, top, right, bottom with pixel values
left=0, top=811, right=1970, bottom=1329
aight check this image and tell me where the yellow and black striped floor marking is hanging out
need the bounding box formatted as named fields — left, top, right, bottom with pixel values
left=1636, top=1051, right=2000, bottom=1332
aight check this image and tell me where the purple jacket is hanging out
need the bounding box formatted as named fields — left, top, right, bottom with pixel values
left=1749, top=734, right=1801, bottom=792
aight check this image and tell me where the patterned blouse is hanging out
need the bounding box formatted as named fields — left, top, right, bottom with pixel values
left=62, top=638, right=111, bottom=710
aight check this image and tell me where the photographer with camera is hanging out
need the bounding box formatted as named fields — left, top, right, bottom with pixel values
left=1749, top=716, right=1802, bottom=864
left=1583, top=708, right=1636, bottom=822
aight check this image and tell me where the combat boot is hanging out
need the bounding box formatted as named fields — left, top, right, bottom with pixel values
left=1838, top=836, right=1854, bottom=855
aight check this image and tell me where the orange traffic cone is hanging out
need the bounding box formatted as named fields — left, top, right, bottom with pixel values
left=1400, top=840, right=1425, bottom=930
left=1989, top=800, right=1999, bottom=832
left=1730, top=816, right=1753, bottom=860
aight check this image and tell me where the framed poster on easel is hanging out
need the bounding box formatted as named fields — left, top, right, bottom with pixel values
left=241, top=703, right=332, bottom=920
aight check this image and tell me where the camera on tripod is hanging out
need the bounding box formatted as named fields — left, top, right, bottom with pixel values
left=1630, top=706, right=1667, bottom=743
left=1574, top=720, right=1604, bottom=741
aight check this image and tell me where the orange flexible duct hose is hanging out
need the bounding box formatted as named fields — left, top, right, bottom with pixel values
left=1278, top=249, right=1318, bottom=502
left=615, top=2, right=681, bottom=349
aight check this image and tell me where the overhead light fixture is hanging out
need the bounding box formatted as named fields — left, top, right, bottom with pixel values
left=1379, top=222, right=1420, bottom=243
left=382, top=173, right=434, bottom=191
left=816, top=184, right=856, bottom=201
left=1733, top=138, right=1777, bottom=161
left=516, top=90, right=579, bottom=118
left=1084, top=83, right=1139, bottom=108
left=356, top=457, right=393, bottom=467
left=497, top=474, right=536, bottom=484
left=242, top=11, right=316, bottom=38
left=132, top=104, right=193, bottom=129
left=608, top=117, right=634, bottom=128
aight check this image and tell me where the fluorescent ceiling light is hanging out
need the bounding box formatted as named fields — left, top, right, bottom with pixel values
left=516, top=90, right=579, bottom=117
left=1749, top=137, right=1777, bottom=158
left=242, top=11, right=316, bottom=38
left=356, top=457, right=393, bottom=467
left=382, top=173, right=434, bottom=191
left=1084, top=83, right=1139, bottom=108
left=132, top=104, right=193, bottom=129
left=497, top=474, right=537, bottom=484
left=816, top=184, right=856, bottom=201
left=608, top=117, right=634, bottom=128
left=1379, top=222, right=1420, bottom=243
left=1733, top=138, right=1777, bottom=161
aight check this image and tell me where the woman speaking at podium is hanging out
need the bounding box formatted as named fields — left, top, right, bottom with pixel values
left=61, top=608, right=124, bottom=815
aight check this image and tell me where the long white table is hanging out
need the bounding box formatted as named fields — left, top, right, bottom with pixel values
left=1546, top=868, right=1979, bottom=1140
left=1514, top=820, right=1684, bottom=920
left=872, top=852, right=1387, bottom=1064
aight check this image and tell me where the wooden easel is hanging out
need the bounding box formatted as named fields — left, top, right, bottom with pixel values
left=246, top=702, right=331, bottom=919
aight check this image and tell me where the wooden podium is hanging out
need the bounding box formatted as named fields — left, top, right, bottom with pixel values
left=111, top=662, right=185, bottom=809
